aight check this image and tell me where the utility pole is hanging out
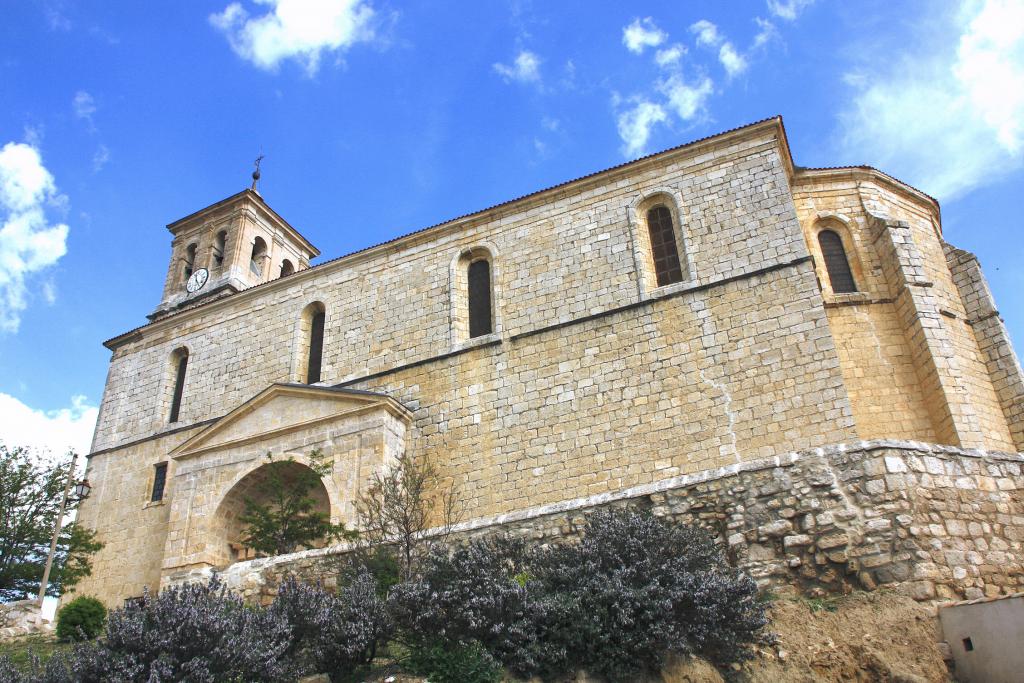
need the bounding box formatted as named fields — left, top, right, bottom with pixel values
left=38, top=451, right=77, bottom=604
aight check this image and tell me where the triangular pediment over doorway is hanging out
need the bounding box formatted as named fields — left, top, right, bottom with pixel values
left=170, top=383, right=411, bottom=460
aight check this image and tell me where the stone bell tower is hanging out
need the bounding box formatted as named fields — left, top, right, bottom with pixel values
left=150, top=188, right=319, bottom=321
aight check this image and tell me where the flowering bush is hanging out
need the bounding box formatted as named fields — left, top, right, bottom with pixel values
left=391, top=509, right=769, bottom=682
left=389, top=536, right=543, bottom=671
left=57, top=577, right=293, bottom=683
left=528, top=508, right=769, bottom=681
left=2, top=511, right=768, bottom=683
left=271, top=569, right=391, bottom=682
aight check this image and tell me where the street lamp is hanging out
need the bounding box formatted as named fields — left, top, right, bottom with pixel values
left=74, top=478, right=92, bottom=500
left=37, top=452, right=91, bottom=604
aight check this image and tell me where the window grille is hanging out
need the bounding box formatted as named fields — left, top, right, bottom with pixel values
left=647, top=206, right=683, bottom=286
left=818, top=230, right=857, bottom=293
left=468, top=259, right=493, bottom=338
left=151, top=462, right=168, bottom=502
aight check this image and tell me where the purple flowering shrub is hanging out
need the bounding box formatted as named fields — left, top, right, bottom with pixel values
left=271, top=568, right=391, bottom=682
left=388, top=536, right=542, bottom=671
left=4, top=577, right=295, bottom=683
left=528, top=508, right=770, bottom=681
left=391, top=509, right=769, bottom=682
left=2, top=511, right=768, bottom=683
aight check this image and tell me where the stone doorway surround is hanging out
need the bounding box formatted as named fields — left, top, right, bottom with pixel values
left=159, top=383, right=410, bottom=584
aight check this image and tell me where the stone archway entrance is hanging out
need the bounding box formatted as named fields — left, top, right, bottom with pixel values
left=211, top=460, right=332, bottom=568
left=159, top=384, right=411, bottom=584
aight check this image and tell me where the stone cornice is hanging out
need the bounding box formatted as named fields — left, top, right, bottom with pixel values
left=792, top=166, right=941, bottom=227
left=165, top=189, right=320, bottom=257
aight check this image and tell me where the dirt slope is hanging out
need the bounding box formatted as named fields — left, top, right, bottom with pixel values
left=667, top=591, right=950, bottom=683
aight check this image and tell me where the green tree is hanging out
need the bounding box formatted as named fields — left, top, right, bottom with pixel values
left=240, top=450, right=355, bottom=556
left=0, top=444, right=103, bottom=602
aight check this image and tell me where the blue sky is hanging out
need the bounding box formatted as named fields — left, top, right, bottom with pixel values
left=1, top=0, right=1022, bottom=457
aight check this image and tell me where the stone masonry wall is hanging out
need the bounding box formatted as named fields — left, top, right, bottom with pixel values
left=75, top=258, right=856, bottom=608
left=91, top=128, right=806, bottom=452
left=343, top=260, right=855, bottom=519
left=791, top=173, right=1017, bottom=452
left=0, top=600, right=51, bottom=640
left=193, top=441, right=1024, bottom=606
left=945, top=244, right=1024, bottom=451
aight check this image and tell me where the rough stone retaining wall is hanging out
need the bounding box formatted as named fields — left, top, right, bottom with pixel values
left=0, top=600, right=52, bottom=640
left=168, top=440, right=1024, bottom=606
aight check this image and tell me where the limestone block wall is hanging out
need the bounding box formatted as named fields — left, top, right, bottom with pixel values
left=92, top=125, right=807, bottom=453
left=945, top=244, right=1024, bottom=451
left=77, top=257, right=855, bottom=608
left=193, top=441, right=1024, bottom=607
left=72, top=425, right=203, bottom=605
left=791, top=171, right=1018, bottom=452
left=343, top=261, right=855, bottom=518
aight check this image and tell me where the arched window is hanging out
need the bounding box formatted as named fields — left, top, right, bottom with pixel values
left=818, top=230, right=857, bottom=293
left=168, top=348, right=189, bottom=423
left=213, top=231, right=227, bottom=267
left=468, top=259, right=492, bottom=338
left=184, top=243, right=197, bottom=278
left=299, top=302, right=326, bottom=384
left=280, top=259, right=295, bottom=277
left=250, top=237, right=267, bottom=277
left=646, top=205, right=683, bottom=287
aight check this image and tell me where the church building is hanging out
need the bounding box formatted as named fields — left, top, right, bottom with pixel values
left=73, top=117, right=1024, bottom=606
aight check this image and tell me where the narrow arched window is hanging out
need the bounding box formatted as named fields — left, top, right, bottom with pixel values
left=647, top=205, right=683, bottom=287
left=168, top=348, right=189, bottom=423
left=250, top=237, right=267, bottom=277
left=184, top=243, right=197, bottom=278
left=280, top=259, right=294, bottom=277
left=468, top=259, right=492, bottom=338
left=300, top=303, right=326, bottom=384
left=213, top=231, right=227, bottom=267
left=818, top=230, right=857, bottom=293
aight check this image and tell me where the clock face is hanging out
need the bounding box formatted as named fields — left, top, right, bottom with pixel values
left=186, top=268, right=209, bottom=294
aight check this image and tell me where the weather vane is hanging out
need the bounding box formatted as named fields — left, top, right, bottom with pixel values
left=250, top=151, right=264, bottom=192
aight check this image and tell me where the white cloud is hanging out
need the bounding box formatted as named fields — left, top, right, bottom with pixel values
left=616, top=100, right=669, bottom=158
left=0, top=142, right=69, bottom=332
left=767, top=0, right=815, bottom=21
left=838, top=0, right=1024, bottom=199
left=493, top=50, right=542, bottom=84
left=614, top=19, right=718, bottom=157
left=92, top=144, right=110, bottom=172
left=41, top=279, right=56, bottom=304
left=752, top=17, right=780, bottom=49
left=719, top=43, right=748, bottom=77
left=72, top=91, right=96, bottom=123
left=690, top=20, right=747, bottom=78
left=0, top=393, right=98, bottom=460
left=210, top=0, right=377, bottom=74
left=690, top=19, right=721, bottom=48
left=659, top=74, right=714, bottom=121
left=623, top=17, right=667, bottom=54
left=655, top=44, right=686, bottom=68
